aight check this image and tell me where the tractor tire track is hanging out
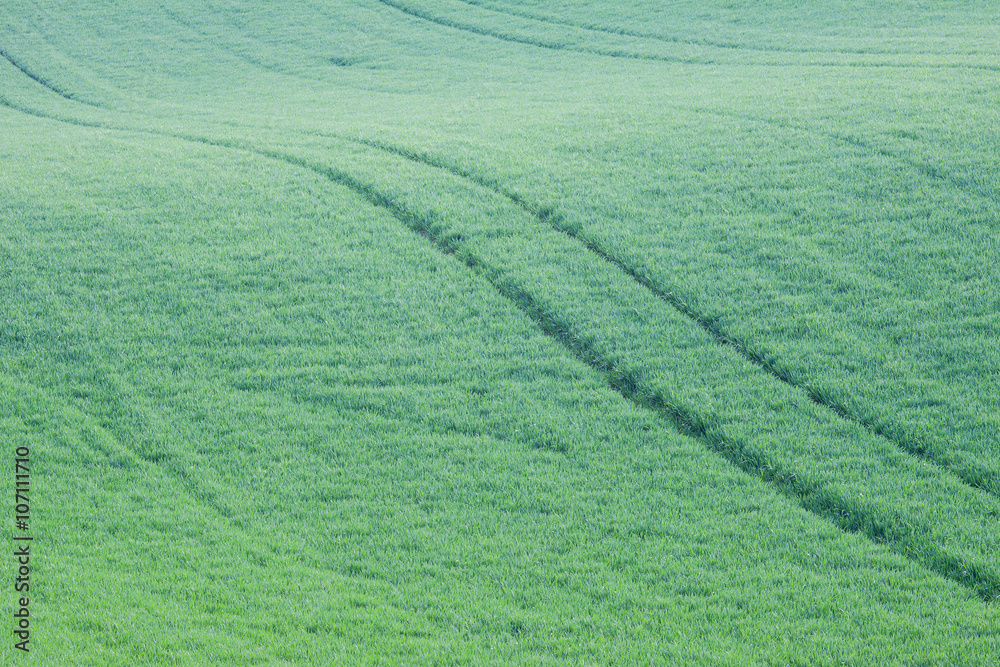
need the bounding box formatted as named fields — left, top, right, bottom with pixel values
left=220, top=143, right=1000, bottom=602
left=455, top=0, right=1000, bottom=71
left=8, top=48, right=991, bottom=501
left=457, top=0, right=784, bottom=53
left=376, top=0, right=999, bottom=71
left=0, top=45, right=103, bottom=108
left=217, top=134, right=999, bottom=601
left=344, top=134, right=1000, bottom=499
left=830, top=129, right=1000, bottom=206
left=5, top=99, right=999, bottom=600
left=0, top=276, right=239, bottom=529
left=695, top=106, right=1000, bottom=207
left=159, top=6, right=293, bottom=78
left=0, top=95, right=119, bottom=134
left=373, top=0, right=694, bottom=64
left=456, top=0, right=827, bottom=56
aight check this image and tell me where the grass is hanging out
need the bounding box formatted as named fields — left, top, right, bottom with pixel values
left=2, top=1, right=999, bottom=664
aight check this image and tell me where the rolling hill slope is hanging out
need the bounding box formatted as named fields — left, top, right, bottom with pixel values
left=2, top=1, right=998, bottom=664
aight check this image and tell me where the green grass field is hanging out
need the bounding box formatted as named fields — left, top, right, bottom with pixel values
left=2, top=1, right=999, bottom=664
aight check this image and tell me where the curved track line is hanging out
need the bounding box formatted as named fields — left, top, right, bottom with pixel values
left=376, top=0, right=1000, bottom=71
left=829, top=129, right=1000, bottom=205
left=373, top=0, right=693, bottom=63
left=160, top=7, right=293, bottom=78
left=456, top=0, right=1000, bottom=70
left=0, top=45, right=103, bottom=108
left=3, top=98, right=997, bottom=600
left=345, top=133, right=999, bottom=499
left=0, top=96, right=112, bottom=131
left=5, top=72, right=993, bottom=498
left=0, top=285, right=240, bottom=526
left=245, top=134, right=1000, bottom=601
left=693, top=105, right=1000, bottom=207
left=458, top=0, right=787, bottom=53
left=254, top=143, right=1000, bottom=601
